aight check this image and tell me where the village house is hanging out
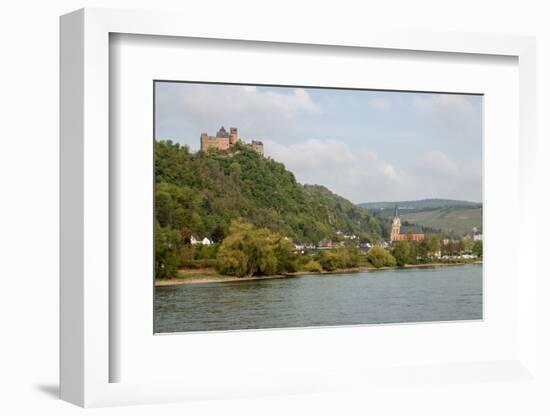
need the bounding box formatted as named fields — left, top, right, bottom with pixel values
left=190, top=236, right=213, bottom=245
left=318, top=239, right=334, bottom=249
left=293, top=242, right=305, bottom=254
left=335, top=230, right=357, bottom=242
left=469, top=226, right=483, bottom=241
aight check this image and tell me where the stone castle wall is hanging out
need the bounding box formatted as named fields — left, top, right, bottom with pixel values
left=200, top=127, right=264, bottom=156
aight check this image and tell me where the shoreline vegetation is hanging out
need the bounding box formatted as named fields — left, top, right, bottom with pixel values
left=155, top=261, right=483, bottom=286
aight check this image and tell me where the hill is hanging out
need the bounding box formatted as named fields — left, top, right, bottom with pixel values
left=359, top=198, right=480, bottom=211
left=359, top=199, right=482, bottom=237
left=397, top=206, right=482, bottom=237
left=155, top=140, right=388, bottom=244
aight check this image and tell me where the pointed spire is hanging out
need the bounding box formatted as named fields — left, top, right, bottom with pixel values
left=394, top=204, right=399, bottom=218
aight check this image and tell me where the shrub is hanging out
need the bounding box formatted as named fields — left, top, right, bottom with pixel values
left=366, top=247, right=397, bottom=268
left=318, top=251, right=340, bottom=271
left=303, top=260, right=323, bottom=273
left=318, top=246, right=360, bottom=271
left=338, top=246, right=360, bottom=268
left=180, top=259, right=218, bottom=269
left=195, top=243, right=219, bottom=260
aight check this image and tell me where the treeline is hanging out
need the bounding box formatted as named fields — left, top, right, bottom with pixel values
left=392, top=235, right=440, bottom=266
left=441, top=237, right=483, bottom=257
left=345, top=236, right=445, bottom=270
left=156, top=218, right=483, bottom=279
left=156, top=219, right=364, bottom=278
left=215, top=221, right=366, bottom=277
left=364, top=236, right=483, bottom=270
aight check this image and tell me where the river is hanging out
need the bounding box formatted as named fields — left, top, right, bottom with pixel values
left=154, top=263, right=482, bottom=333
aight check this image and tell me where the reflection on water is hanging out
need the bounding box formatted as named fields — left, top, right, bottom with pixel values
left=154, top=264, right=482, bottom=333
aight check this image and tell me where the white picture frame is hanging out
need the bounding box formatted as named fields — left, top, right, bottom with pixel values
left=60, top=8, right=537, bottom=407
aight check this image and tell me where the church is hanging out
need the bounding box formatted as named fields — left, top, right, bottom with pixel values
left=390, top=206, right=425, bottom=242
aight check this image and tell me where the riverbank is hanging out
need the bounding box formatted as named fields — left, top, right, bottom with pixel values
left=155, top=261, right=482, bottom=286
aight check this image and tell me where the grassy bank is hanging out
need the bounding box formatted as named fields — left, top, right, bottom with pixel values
left=155, top=261, right=482, bottom=286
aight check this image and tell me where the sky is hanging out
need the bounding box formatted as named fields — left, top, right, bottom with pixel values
left=155, top=82, right=483, bottom=204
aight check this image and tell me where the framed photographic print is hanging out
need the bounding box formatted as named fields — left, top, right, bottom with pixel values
left=153, top=81, right=483, bottom=334
left=60, top=8, right=538, bottom=408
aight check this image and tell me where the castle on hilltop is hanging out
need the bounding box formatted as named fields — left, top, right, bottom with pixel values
left=390, top=205, right=425, bottom=242
left=200, top=126, right=264, bottom=156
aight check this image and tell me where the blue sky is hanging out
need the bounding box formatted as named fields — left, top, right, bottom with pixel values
left=155, top=82, right=482, bottom=203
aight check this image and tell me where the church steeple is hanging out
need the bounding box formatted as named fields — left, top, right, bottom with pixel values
left=390, top=204, right=401, bottom=242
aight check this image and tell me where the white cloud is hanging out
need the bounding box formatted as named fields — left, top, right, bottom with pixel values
left=412, top=150, right=481, bottom=202
left=416, top=150, right=459, bottom=176
left=265, top=138, right=413, bottom=202
left=156, top=83, right=321, bottom=140
left=413, top=94, right=481, bottom=143
left=265, top=138, right=481, bottom=203
left=343, top=150, right=415, bottom=202
left=414, top=94, right=475, bottom=114
left=265, top=138, right=354, bottom=171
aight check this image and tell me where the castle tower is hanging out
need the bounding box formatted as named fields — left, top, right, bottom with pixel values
left=251, top=140, right=264, bottom=156
left=229, top=127, right=239, bottom=144
left=216, top=126, right=229, bottom=138
left=390, top=205, right=401, bottom=242
left=200, top=132, right=209, bottom=151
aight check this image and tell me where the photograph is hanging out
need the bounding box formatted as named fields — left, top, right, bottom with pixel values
left=153, top=81, right=483, bottom=333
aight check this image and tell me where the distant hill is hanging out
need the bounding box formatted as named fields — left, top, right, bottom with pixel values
left=156, top=140, right=388, bottom=245
left=359, top=199, right=482, bottom=237
left=359, top=198, right=480, bottom=211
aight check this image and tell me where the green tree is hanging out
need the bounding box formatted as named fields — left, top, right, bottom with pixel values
left=425, top=234, right=441, bottom=253
left=392, top=240, right=417, bottom=266
left=442, top=240, right=460, bottom=256
left=273, top=237, right=299, bottom=273
left=318, top=246, right=361, bottom=271
left=338, top=245, right=361, bottom=268
left=459, top=236, right=474, bottom=253
left=195, top=243, right=219, bottom=260
left=216, top=221, right=297, bottom=277
left=472, top=240, right=483, bottom=258
left=155, top=223, right=182, bottom=279
left=366, top=247, right=397, bottom=268
left=303, top=259, right=323, bottom=273
left=216, top=247, right=248, bottom=277
left=318, top=251, right=340, bottom=271
left=418, top=234, right=441, bottom=259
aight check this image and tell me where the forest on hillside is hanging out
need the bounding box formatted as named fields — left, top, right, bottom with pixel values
left=155, top=140, right=388, bottom=246
left=155, top=141, right=388, bottom=277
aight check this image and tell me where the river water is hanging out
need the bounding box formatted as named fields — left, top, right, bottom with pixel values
left=154, top=264, right=482, bottom=333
